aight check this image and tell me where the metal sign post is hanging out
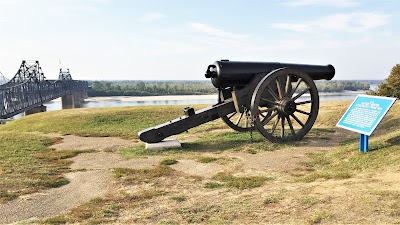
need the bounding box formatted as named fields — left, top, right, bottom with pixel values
left=337, top=95, right=397, bottom=153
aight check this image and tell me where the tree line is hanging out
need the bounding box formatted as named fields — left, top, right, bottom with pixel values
left=87, top=80, right=373, bottom=97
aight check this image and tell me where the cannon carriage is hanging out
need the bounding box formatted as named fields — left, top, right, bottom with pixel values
left=139, top=60, right=335, bottom=143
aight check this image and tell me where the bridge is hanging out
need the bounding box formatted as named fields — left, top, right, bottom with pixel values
left=0, top=60, right=88, bottom=119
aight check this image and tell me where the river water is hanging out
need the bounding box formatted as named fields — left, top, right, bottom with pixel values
left=43, top=91, right=364, bottom=112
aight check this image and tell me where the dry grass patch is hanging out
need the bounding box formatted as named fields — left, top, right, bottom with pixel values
left=160, top=158, right=178, bottom=166
left=210, top=172, right=272, bottom=189
left=113, top=166, right=175, bottom=185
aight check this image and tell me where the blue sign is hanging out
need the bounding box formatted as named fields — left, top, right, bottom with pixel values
left=337, top=95, right=397, bottom=136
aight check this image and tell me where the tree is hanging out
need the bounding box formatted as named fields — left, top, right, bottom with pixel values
left=375, top=64, right=400, bottom=98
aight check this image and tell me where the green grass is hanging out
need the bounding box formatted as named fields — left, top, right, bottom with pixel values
left=160, top=159, right=178, bottom=166
left=0, top=132, right=89, bottom=202
left=197, top=156, right=219, bottom=163
left=1, top=105, right=190, bottom=139
left=204, top=182, right=224, bottom=189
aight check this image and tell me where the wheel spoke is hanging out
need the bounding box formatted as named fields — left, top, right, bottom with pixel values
left=227, top=112, right=237, bottom=119
left=281, top=116, right=285, bottom=138
left=271, top=115, right=280, bottom=134
left=286, top=116, right=296, bottom=136
left=289, top=77, right=302, bottom=97
left=292, top=87, right=310, bottom=101
left=262, top=111, right=278, bottom=125
left=261, top=97, right=277, bottom=105
left=291, top=114, right=305, bottom=127
left=259, top=108, right=274, bottom=114
left=296, top=100, right=313, bottom=105
left=285, top=75, right=291, bottom=96
left=235, top=112, right=244, bottom=125
left=296, top=109, right=310, bottom=115
left=267, top=86, right=280, bottom=101
left=276, top=78, right=283, bottom=99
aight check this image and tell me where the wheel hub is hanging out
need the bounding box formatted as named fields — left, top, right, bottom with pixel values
left=277, top=98, right=296, bottom=115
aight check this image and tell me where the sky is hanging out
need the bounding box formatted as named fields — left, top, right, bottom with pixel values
left=0, top=0, right=399, bottom=81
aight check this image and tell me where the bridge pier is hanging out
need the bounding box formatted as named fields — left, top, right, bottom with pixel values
left=62, top=91, right=86, bottom=109
left=25, top=105, right=47, bottom=116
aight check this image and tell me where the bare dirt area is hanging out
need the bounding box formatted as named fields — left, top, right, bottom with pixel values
left=2, top=129, right=400, bottom=224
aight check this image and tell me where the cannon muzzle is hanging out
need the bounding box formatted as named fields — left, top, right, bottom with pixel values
left=205, top=60, right=335, bottom=88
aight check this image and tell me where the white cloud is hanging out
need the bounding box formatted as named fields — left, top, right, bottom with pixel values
left=320, top=37, right=371, bottom=48
left=284, top=0, right=360, bottom=8
left=140, top=13, right=166, bottom=22
left=270, top=13, right=390, bottom=33
left=189, top=22, right=249, bottom=41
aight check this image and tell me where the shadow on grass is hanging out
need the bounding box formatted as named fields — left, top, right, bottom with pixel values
left=119, top=131, right=293, bottom=158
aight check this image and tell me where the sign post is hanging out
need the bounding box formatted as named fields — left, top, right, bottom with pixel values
left=337, top=95, right=397, bottom=153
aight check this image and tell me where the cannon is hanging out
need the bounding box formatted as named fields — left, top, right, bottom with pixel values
left=139, top=60, right=335, bottom=143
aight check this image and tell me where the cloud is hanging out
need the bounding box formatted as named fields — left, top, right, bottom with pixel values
left=140, top=13, right=166, bottom=22
left=270, top=13, right=390, bottom=33
left=284, top=0, right=360, bottom=7
left=320, top=37, right=371, bottom=48
left=189, top=22, right=249, bottom=41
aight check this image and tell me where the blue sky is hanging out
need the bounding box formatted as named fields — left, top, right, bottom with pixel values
left=0, top=0, right=399, bottom=80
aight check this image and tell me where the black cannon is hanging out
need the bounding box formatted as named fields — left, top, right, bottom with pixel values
left=139, top=60, right=335, bottom=143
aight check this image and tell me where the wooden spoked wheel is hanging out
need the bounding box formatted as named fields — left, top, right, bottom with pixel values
left=218, top=89, right=253, bottom=132
left=250, top=68, right=319, bottom=142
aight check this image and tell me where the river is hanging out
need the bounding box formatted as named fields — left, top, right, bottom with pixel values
left=44, top=91, right=364, bottom=111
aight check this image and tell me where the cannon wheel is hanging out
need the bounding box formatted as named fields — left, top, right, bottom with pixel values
left=218, top=89, right=253, bottom=132
left=250, top=68, right=319, bottom=142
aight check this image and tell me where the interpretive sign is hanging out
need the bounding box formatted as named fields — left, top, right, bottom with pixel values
left=337, top=95, right=397, bottom=152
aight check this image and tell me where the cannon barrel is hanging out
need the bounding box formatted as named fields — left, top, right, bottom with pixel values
left=205, top=60, right=335, bottom=88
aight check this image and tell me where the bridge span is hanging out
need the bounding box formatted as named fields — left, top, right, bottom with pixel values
left=0, top=60, right=88, bottom=119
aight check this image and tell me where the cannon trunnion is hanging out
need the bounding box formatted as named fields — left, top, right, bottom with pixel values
left=138, top=60, right=335, bottom=143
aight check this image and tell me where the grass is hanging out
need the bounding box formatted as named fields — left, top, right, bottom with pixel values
left=113, top=166, right=174, bottom=184
left=289, top=102, right=400, bottom=182
left=210, top=172, right=271, bottom=189
left=1, top=105, right=191, bottom=139
left=119, top=130, right=289, bottom=158
left=305, top=210, right=333, bottom=224
left=0, top=131, right=90, bottom=202
left=197, top=156, right=219, bottom=163
left=43, top=189, right=166, bottom=224
left=160, top=158, right=178, bottom=166
left=264, top=193, right=284, bottom=205
left=297, top=129, right=400, bottom=182
left=171, top=195, right=187, bottom=202
left=178, top=205, right=222, bottom=224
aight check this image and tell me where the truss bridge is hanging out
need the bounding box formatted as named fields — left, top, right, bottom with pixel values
left=0, top=60, right=88, bottom=119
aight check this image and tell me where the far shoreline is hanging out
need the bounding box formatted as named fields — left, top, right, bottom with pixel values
left=51, top=91, right=367, bottom=102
